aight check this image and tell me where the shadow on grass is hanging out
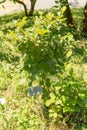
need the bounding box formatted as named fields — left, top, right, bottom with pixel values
left=0, top=11, right=24, bottom=24
left=0, top=51, right=20, bottom=63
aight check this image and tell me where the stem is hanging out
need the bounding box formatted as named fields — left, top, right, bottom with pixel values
left=15, top=0, right=29, bottom=16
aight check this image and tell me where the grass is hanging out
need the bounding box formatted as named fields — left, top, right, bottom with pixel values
left=0, top=7, right=87, bottom=130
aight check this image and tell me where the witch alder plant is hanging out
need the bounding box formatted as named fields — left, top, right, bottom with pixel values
left=1, top=6, right=86, bottom=127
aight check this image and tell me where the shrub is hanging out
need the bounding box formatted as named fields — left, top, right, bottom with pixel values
left=3, top=7, right=87, bottom=127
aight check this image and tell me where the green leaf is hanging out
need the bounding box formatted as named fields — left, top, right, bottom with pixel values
left=69, top=68, right=73, bottom=76
left=36, top=29, right=48, bottom=35
left=50, top=93, right=55, bottom=99
left=66, top=50, right=72, bottom=58
left=22, top=16, right=27, bottom=22
left=46, top=93, right=56, bottom=107
left=55, top=100, right=62, bottom=105
left=61, top=6, right=67, bottom=14
left=61, top=96, right=66, bottom=103
left=65, top=63, right=72, bottom=70
left=45, top=100, right=52, bottom=107
left=53, top=112, right=57, bottom=118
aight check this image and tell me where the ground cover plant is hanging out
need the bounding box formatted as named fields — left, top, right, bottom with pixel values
left=0, top=7, right=87, bottom=130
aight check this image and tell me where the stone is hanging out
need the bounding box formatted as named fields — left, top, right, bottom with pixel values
left=28, top=86, right=42, bottom=96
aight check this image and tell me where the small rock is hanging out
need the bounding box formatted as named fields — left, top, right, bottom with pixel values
left=28, top=86, right=42, bottom=96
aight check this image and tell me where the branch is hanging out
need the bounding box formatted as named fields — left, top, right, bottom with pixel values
left=15, top=0, right=29, bottom=16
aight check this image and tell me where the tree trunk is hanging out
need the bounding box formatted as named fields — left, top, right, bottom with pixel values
left=82, top=2, right=87, bottom=37
left=29, top=0, right=36, bottom=16
left=60, top=0, right=76, bottom=29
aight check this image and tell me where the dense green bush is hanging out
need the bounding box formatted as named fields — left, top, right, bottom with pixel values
left=8, top=7, right=86, bottom=125
left=0, top=7, right=87, bottom=129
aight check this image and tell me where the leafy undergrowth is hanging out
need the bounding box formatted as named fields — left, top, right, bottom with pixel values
left=71, top=7, right=83, bottom=32
left=0, top=7, right=87, bottom=130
